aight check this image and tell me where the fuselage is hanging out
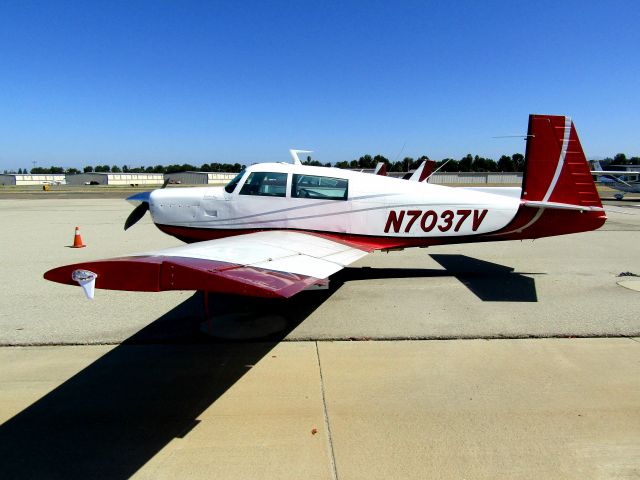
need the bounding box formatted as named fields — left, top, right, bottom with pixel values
left=146, top=163, right=521, bottom=248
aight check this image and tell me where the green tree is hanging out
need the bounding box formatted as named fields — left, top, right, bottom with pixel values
left=438, top=159, right=459, bottom=172
left=390, top=161, right=404, bottom=172
left=111, top=165, right=122, bottom=173
left=511, top=153, right=525, bottom=172
left=83, top=166, right=94, bottom=173
left=497, top=155, right=515, bottom=172
left=472, top=156, right=497, bottom=172
left=459, top=154, right=473, bottom=172
left=356, top=155, right=375, bottom=169
left=399, top=157, right=413, bottom=172
left=66, top=167, right=81, bottom=174
left=614, top=153, right=628, bottom=165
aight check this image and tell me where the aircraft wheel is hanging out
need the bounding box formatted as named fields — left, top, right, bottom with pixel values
left=614, top=193, right=624, bottom=200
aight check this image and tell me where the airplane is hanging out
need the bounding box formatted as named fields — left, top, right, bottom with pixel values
left=372, top=159, right=435, bottom=181
left=405, top=159, right=436, bottom=182
left=589, top=160, right=640, bottom=200
left=45, top=114, right=607, bottom=301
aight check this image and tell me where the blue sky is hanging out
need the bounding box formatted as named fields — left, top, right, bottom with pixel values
left=1, top=0, right=638, bottom=171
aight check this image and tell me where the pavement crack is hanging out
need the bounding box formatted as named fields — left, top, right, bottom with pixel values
left=315, top=341, right=339, bottom=480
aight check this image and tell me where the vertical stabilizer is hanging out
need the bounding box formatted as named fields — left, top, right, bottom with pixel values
left=491, top=115, right=606, bottom=239
left=522, top=115, right=602, bottom=208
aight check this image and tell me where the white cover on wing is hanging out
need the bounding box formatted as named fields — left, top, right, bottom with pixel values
left=134, top=230, right=369, bottom=279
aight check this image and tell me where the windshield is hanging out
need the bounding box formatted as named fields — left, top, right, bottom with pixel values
left=224, top=170, right=246, bottom=193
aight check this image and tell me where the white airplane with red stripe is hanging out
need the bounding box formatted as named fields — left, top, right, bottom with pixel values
left=45, top=115, right=607, bottom=299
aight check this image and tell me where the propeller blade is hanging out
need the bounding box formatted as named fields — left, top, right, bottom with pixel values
left=162, top=178, right=170, bottom=188
left=124, top=202, right=149, bottom=230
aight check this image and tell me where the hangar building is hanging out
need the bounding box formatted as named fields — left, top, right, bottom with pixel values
left=0, top=174, right=66, bottom=186
left=66, top=173, right=165, bottom=186
left=164, top=171, right=237, bottom=185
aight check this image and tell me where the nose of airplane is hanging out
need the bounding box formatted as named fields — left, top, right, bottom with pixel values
left=148, top=187, right=205, bottom=225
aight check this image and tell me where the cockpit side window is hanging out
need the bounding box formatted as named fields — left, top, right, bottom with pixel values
left=239, top=172, right=288, bottom=197
left=291, top=174, right=348, bottom=200
left=224, top=170, right=246, bottom=193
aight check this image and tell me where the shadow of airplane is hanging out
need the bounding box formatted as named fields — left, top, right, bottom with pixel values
left=0, top=290, right=332, bottom=479
left=430, top=254, right=539, bottom=302
left=0, top=254, right=538, bottom=479
left=329, top=254, right=539, bottom=303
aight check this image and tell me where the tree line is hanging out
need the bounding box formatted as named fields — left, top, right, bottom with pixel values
left=331, top=152, right=639, bottom=173
left=4, top=152, right=638, bottom=175
left=7, top=162, right=245, bottom=175
left=598, top=153, right=640, bottom=166
left=331, top=153, right=525, bottom=172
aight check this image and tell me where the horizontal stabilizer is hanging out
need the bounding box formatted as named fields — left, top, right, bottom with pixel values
left=590, top=170, right=640, bottom=175
left=523, top=200, right=605, bottom=212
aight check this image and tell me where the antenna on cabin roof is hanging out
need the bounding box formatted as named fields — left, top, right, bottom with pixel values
left=289, top=149, right=313, bottom=165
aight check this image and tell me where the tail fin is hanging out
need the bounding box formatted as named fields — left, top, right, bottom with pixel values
left=374, top=162, right=387, bottom=176
left=521, top=115, right=602, bottom=209
left=409, top=159, right=436, bottom=182
left=492, top=115, right=606, bottom=239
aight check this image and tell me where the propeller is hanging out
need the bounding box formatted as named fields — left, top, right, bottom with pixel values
left=124, top=202, right=149, bottom=230
left=123, top=178, right=170, bottom=230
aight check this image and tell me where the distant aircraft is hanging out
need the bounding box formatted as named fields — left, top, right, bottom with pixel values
left=405, top=159, right=436, bottom=182
left=373, top=162, right=387, bottom=176
left=45, top=115, right=606, bottom=300
left=373, top=159, right=435, bottom=181
left=590, top=161, right=640, bottom=200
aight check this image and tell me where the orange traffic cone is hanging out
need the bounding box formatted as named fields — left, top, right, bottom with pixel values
left=71, top=226, right=86, bottom=248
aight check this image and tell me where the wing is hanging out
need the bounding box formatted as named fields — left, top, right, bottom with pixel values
left=44, top=231, right=370, bottom=299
